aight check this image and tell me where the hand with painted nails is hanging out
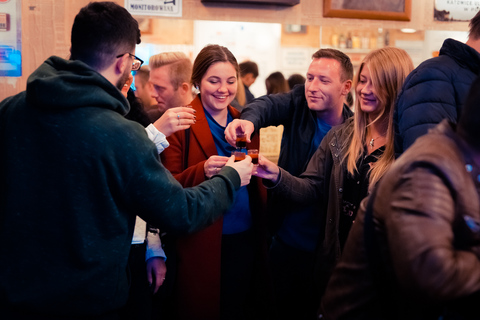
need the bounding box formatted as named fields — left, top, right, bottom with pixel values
left=153, top=106, right=196, bottom=137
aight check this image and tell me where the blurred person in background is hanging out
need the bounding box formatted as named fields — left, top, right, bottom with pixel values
left=239, top=60, right=259, bottom=103
left=265, top=71, right=289, bottom=95
left=134, top=65, right=162, bottom=122
left=287, top=73, right=306, bottom=90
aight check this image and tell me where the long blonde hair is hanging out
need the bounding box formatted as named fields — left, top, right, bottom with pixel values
left=345, top=47, right=413, bottom=188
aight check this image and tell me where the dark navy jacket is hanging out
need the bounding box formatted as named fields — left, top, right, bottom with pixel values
left=394, top=38, right=480, bottom=155
left=241, top=85, right=353, bottom=251
left=242, top=85, right=353, bottom=177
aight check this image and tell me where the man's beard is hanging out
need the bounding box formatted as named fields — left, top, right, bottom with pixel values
left=116, top=67, right=131, bottom=91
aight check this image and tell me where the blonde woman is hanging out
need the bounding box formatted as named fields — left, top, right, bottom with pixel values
left=255, top=47, right=413, bottom=306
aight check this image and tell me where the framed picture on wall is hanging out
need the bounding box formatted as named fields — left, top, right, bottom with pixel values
left=323, top=0, right=411, bottom=21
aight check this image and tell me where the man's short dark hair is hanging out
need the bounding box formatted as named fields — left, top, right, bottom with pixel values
left=239, top=61, right=259, bottom=78
left=70, top=2, right=141, bottom=71
left=469, top=10, right=480, bottom=40
left=311, top=48, right=353, bottom=83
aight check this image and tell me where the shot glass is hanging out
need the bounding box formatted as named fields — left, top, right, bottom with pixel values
left=247, top=149, right=259, bottom=166
left=231, top=150, right=246, bottom=162
left=235, top=133, right=247, bottom=150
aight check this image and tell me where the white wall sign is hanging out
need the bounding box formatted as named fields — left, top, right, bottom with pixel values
left=125, top=0, right=182, bottom=18
left=434, top=0, right=479, bottom=21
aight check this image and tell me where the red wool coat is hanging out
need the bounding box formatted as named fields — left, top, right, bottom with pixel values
left=160, top=95, right=269, bottom=320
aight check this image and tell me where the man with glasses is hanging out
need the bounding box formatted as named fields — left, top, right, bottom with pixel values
left=117, top=52, right=144, bottom=71
left=0, top=2, right=253, bottom=319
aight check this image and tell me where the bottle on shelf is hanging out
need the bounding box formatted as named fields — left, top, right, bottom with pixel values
left=346, top=32, right=353, bottom=49
left=377, top=28, right=384, bottom=49
left=352, top=32, right=361, bottom=49
left=369, top=32, right=377, bottom=49
left=361, top=32, right=370, bottom=50
left=339, top=33, right=347, bottom=49
left=331, top=31, right=339, bottom=48
left=384, top=30, right=390, bottom=47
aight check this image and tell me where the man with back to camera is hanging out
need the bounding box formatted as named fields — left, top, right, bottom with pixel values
left=225, top=48, right=354, bottom=319
left=149, top=51, right=194, bottom=114
left=239, top=60, right=259, bottom=103
left=394, top=10, right=480, bottom=155
left=0, top=2, right=253, bottom=319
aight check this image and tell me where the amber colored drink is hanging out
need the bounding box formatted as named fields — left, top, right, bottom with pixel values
left=248, top=149, right=259, bottom=165
left=236, top=134, right=247, bottom=149
left=250, top=154, right=258, bottom=165
left=232, top=151, right=246, bottom=162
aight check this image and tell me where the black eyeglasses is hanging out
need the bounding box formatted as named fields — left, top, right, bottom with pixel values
left=116, top=53, right=144, bottom=71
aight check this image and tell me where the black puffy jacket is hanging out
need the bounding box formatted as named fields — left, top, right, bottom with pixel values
left=394, top=38, right=480, bottom=155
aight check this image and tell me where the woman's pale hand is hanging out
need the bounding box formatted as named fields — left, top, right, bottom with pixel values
left=153, top=106, right=196, bottom=137
left=253, top=154, right=280, bottom=183
left=204, top=155, right=230, bottom=179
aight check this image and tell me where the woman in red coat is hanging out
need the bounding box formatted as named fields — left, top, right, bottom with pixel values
left=160, top=44, right=269, bottom=320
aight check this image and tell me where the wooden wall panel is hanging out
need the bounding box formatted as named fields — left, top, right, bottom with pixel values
left=281, top=25, right=320, bottom=47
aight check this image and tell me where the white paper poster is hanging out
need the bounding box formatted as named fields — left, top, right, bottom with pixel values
left=434, top=0, right=480, bottom=21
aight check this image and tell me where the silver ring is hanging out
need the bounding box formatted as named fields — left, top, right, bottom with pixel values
left=177, top=114, right=180, bottom=119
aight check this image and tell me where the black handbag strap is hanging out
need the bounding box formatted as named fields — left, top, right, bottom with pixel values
left=183, top=128, right=190, bottom=170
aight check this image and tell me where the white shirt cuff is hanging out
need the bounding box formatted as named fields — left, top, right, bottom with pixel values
left=146, top=230, right=166, bottom=261
left=145, top=123, right=169, bottom=154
